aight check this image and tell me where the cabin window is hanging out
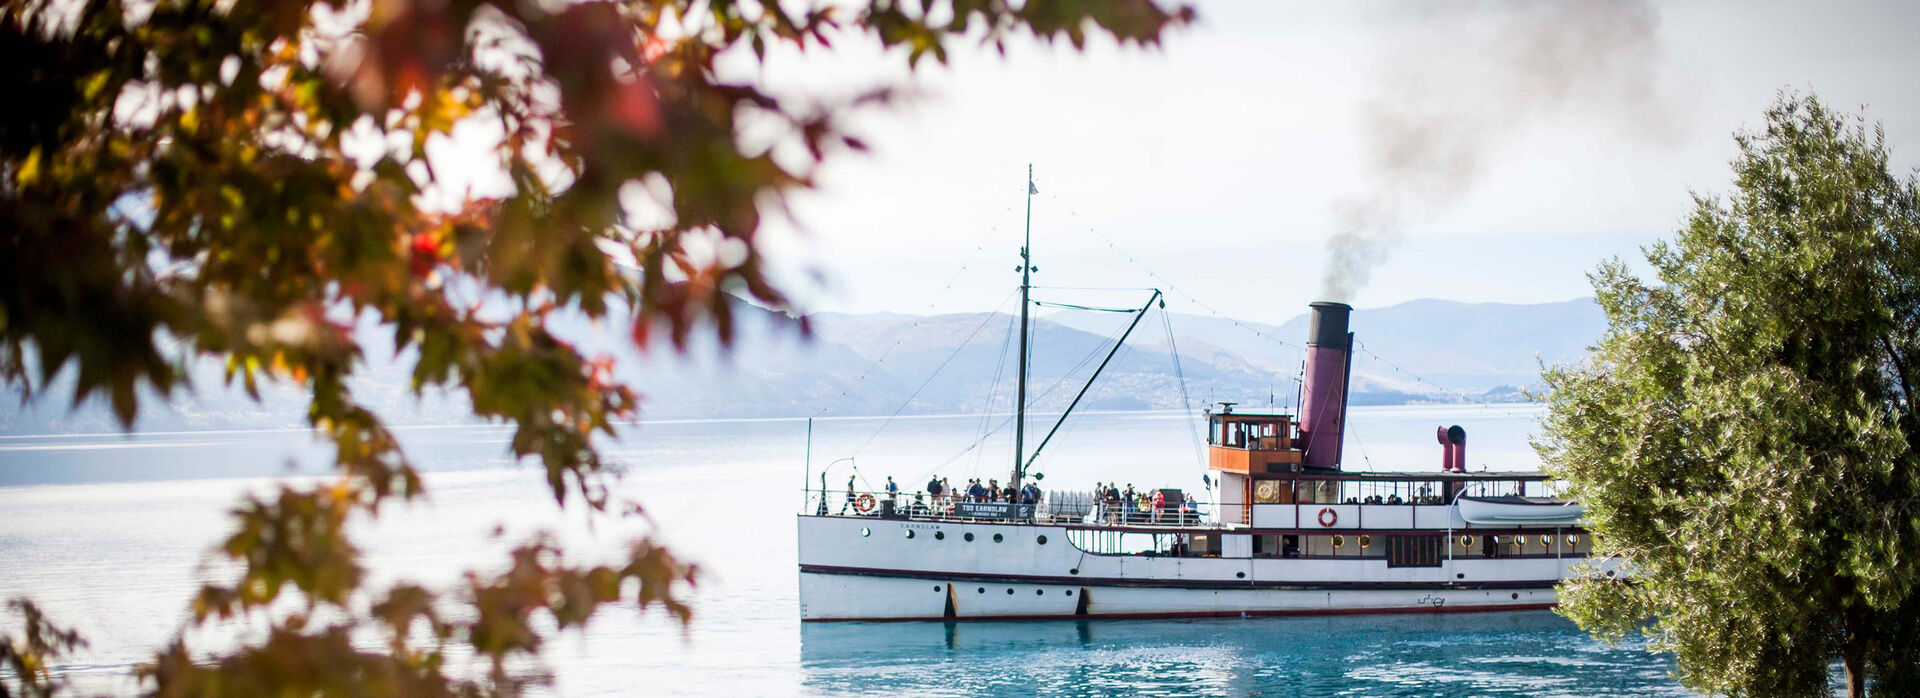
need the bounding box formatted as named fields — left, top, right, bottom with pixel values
left=1295, top=480, right=1339, bottom=504
left=1186, top=534, right=1220, bottom=557
left=1386, top=535, right=1443, bottom=568
left=1065, top=530, right=1179, bottom=556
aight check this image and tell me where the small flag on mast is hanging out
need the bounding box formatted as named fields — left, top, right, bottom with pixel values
left=1029, top=181, right=1038, bottom=195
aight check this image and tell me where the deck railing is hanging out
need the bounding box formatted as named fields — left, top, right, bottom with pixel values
left=802, top=488, right=1215, bottom=527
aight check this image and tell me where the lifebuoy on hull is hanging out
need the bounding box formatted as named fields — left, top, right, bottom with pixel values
left=1317, top=507, right=1338, bottom=527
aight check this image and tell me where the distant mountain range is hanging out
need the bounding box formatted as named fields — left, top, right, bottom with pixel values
left=0, top=297, right=1603, bottom=435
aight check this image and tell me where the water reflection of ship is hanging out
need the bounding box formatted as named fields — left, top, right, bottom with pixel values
left=798, top=611, right=1664, bottom=695
left=796, top=170, right=1605, bottom=622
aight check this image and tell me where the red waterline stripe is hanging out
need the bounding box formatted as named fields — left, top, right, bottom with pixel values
left=802, top=603, right=1560, bottom=623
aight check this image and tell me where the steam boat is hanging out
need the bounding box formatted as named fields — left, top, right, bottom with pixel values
left=796, top=172, right=1604, bottom=622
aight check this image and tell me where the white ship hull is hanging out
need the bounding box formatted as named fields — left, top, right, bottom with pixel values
left=797, top=514, right=1602, bottom=622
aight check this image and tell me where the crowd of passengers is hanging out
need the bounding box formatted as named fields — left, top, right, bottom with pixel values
left=835, top=476, right=1196, bottom=524
left=837, top=475, right=1043, bottom=517
left=1092, top=482, right=1199, bottom=525
left=1341, top=485, right=1446, bottom=506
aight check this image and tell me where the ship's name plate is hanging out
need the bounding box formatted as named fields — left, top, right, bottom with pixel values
left=952, top=502, right=1036, bottom=520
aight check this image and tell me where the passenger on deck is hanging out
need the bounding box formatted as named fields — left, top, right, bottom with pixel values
left=987, top=479, right=1001, bottom=502
left=1150, top=489, right=1165, bottom=524
left=885, top=476, right=899, bottom=503
left=968, top=479, right=985, bottom=502
left=840, top=475, right=857, bottom=514
left=1387, top=494, right=1403, bottom=505
left=1122, top=484, right=1137, bottom=523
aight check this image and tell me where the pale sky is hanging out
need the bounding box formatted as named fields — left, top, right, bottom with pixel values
left=727, top=0, right=1920, bottom=326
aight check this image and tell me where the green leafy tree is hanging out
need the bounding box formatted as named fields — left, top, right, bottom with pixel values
left=1539, top=92, right=1920, bottom=697
left=0, top=0, right=1189, bottom=694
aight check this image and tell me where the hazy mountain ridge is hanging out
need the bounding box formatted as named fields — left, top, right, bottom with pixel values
left=0, top=298, right=1602, bottom=435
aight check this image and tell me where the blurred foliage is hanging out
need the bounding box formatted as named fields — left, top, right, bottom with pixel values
left=0, top=0, right=1188, bottom=694
left=1538, top=92, right=1920, bottom=697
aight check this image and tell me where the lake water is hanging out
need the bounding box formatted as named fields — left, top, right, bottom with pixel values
left=0, top=405, right=1686, bottom=696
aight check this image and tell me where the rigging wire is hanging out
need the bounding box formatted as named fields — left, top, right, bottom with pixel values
left=1030, top=300, right=1138, bottom=313
left=970, top=312, right=1018, bottom=475
left=1031, top=340, right=1139, bottom=478
left=1160, top=306, right=1207, bottom=472
left=850, top=290, right=1017, bottom=459
left=912, top=306, right=1142, bottom=478
left=808, top=209, right=1012, bottom=420
left=1044, top=194, right=1309, bottom=397
left=1045, top=192, right=1526, bottom=420
left=1047, top=195, right=1307, bottom=354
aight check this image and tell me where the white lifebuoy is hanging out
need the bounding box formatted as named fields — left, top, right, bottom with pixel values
left=854, top=493, right=876, bottom=513
left=1317, top=507, right=1338, bottom=527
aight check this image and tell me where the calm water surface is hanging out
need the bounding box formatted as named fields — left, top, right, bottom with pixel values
left=0, top=406, right=1685, bottom=695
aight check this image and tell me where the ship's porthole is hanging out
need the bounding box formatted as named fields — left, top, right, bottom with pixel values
left=1065, top=590, right=1073, bottom=597
left=1006, top=588, right=1015, bottom=595
left=1036, top=535, right=1048, bottom=545
left=1035, top=589, right=1044, bottom=596
left=1515, top=535, right=1527, bottom=546
left=1456, top=573, right=1465, bottom=579
left=993, top=533, right=1004, bottom=543
left=860, top=527, right=870, bottom=537
left=977, top=587, right=985, bottom=594
left=1512, top=593, right=1520, bottom=600
left=964, top=532, right=975, bottom=542
left=1236, top=571, right=1246, bottom=579
left=1358, top=535, right=1372, bottom=549
left=935, top=531, right=945, bottom=540
left=935, top=586, right=943, bottom=592
left=1331, top=535, right=1345, bottom=549
left=905, top=529, right=916, bottom=539
left=1069, top=568, right=1079, bottom=575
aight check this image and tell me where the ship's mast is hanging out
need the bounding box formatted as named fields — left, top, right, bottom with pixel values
left=1011, top=164, right=1034, bottom=491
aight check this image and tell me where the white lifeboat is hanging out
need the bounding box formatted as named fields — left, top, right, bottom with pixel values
left=1456, top=495, right=1584, bottom=525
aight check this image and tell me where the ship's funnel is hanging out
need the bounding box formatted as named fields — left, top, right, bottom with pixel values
left=1299, top=302, right=1353, bottom=469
